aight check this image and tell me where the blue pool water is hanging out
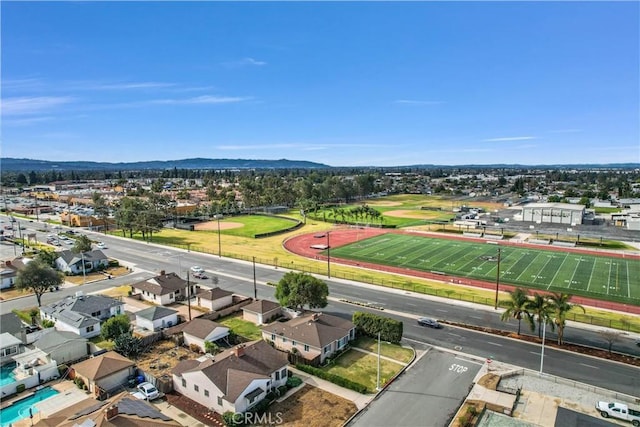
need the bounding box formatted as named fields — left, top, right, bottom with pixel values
left=0, top=386, right=59, bottom=427
left=0, top=363, right=16, bottom=387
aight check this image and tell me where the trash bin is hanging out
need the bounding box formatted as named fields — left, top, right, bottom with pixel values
left=137, top=375, right=145, bottom=384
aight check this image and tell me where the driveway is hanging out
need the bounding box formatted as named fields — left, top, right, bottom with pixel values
left=348, top=349, right=482, bottom=427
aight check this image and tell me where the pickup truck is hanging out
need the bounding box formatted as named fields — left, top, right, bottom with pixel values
left=596, top=401, right=640, bottom=426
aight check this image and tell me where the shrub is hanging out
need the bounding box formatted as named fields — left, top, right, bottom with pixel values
left=74, top=377, right=85, bottom=389
left=16, top=383, right=26, bottom=393
left=57, top=364, right=68, bottom=377
left=222, top=411, right=239, bottom=427
left=352, top=311, right=403, bottom=343
left=189, top=343, right=202, bottom=353
left=286, top=376, right=302, bottom=389
left=295, top=364, right=368, bottom=393
left=265, top=391, right=276, bottom=401
left=251, top=399, right=271, bottom=414
left=41, top=319, right=55, bottom=328
left=277, top=385, right=288, bottom=396
left=108, top=259, right=119, bottom=267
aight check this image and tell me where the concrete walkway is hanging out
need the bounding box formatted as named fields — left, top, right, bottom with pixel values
left=287, top=366, right=374, bottom=410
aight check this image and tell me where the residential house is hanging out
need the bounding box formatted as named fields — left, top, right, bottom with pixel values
left=195, top=287, right=233, bottom=311
left=131, top=271, right=194, bottom=306
left=261, top=312, right=356, bottom=364
left=34, top=330, right=88, bottom=365
left=0, top=332, right=23, bottom=366
left=181, top=318, right=229, bottom=352
left=0, top=312, right=26, bottom=341
left=135, top=306, right=178, bottom=332
left=55, top=249, right=109, bottom=275
left=40, top=292, right=125, bottom=338
left=33, top=391, right=181, bottom=426
left=242, top=300, right=281, bottom=325
left=70, top=351, right=136, bottom=396
left=172, top=340, right=288, bottom=414
left=0, top=257, right=32, bottom=289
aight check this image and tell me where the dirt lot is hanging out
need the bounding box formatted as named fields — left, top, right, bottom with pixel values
left=136, top=339, right=201, bottom=379
left=268, top=384, right=357, bottom=427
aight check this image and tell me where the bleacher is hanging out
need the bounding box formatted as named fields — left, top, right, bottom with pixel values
left=463, top=232, right=482, bottom=238
left=528, top=239, right=551, bottom=245
left=483, top=234, right=504, bottom=240
left=552, top=241, right=577, bottom=248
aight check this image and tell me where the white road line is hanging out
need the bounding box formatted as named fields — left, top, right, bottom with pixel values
left=405, top=303, right=417, bottom=307
left=455, top=356, right=484, bottom=366
left=487, top=342, right=503, bottom=347
left=530, top=351, right=540, bottom=355
left=448, top=333, right=462, bottom=338
left=436, top=309, right=448, bottom=313
left=469, top=316, right=483, bottom=320
left=579, top=363, right=599, bottom=369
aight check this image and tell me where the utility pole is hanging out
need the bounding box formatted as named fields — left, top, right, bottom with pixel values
left=494, top=247, right=501, bottom=310
left=326, top=231, right=331, bottom=279
left=539, top=319, right=547, bottom=375
left=217, top=214, right=222, bottom=258
left=376, top=331, right=381, bottom=391
left=81, top=252, right=86, bottom=284
left=252, top=256, right=257, bottom=300
left=187, top=271, right=192, bottom=321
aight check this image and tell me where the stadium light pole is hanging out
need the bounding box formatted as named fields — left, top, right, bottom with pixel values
left=326, top=231, right=331, bottom=279
left=494, top=247, right=501, bottom=310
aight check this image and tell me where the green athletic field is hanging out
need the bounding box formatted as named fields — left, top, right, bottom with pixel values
left=327, top=234, right=640, bottom=305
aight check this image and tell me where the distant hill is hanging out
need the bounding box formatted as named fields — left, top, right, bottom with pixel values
left=0, top=157, right=331, bottom=172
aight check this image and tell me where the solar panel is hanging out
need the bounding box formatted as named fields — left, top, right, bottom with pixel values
left=118, top=398, right=172, bottom=421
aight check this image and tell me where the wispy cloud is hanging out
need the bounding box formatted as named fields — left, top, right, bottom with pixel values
left=223, top=57, right=267, bottom=68
left=483, top=136, right=536, bottom=142
left=2, top=78, right=45, bottom=91
left=393, top=99, right=443, bottom=106
left=1, top=96, right=74, bottom=115
left=148, top=95, right=251, bottom=105
left=2, top=116, right=55, bottom=126
left=89, top=82, right=177, bottom=90
left=217, top=142, right=384, bottom=151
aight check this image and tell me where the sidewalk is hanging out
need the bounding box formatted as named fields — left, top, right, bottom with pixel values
left=287, top=366, right=373, bottom=410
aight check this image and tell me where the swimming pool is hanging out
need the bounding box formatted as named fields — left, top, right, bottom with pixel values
left=0, top=363, right=16, bottom=387
left=0, top=386, right=59, bottom=427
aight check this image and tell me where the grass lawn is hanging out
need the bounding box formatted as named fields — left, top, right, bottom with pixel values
left=352, top=336, right=414, bottom=364
left=322, top=349, right=404, bottom=393
left=89, top=335, right=115, bottom=351
left=218, top=314, right=263, bottom=340
left=328, top=233, right=640, bottom=305
left=217, top=214, right=299, bottom=238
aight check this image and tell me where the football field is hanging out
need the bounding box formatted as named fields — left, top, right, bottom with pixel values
left=327, top=234, right=640, bottom=304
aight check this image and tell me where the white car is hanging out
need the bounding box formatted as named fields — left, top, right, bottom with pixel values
left=136, top=382, right=160, bottom=400
left=190, top=266, right=204, bottom=274
left=96, top=242, right=107, bottom=249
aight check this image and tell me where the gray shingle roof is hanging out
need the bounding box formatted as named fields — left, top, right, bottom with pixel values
left=181, top=318, right=225, bottom=340
left=195, top=287, right=233, bottom=300
left=261, top=312, right=354, bottom=348
left=242, top=299, right=280, bottom=315
left=40, top=294, right=123, bottom=328
left=135, top=306, right=178, bottom=321
left=132, top=272, right=188, bottom=296
left=35, top=330, right=87, bottom=352
left=0, top=312, right=25, bottom=336
left=57, top=249, right=108, bottom=266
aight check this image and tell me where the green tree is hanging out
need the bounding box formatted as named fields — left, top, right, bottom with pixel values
left=525, top=293, right=555, bottom=338
left=275, top=272, right=329, bottom=311
left=549, top=292, right=585, bottom=345
left=15, top=260, right=64, bottom=306
left=101, top=314, right=131, bottom=340
left=36, top=250, right=58, bottom=268
left=499, top=287, right=532, bottom=335
left=73, top=234, right=93, bottom=253
left=204, top=341, right=219, bottom=354
left=92, top=192, right=110, bottom=232
left=114, top=333, right=144, bottom=359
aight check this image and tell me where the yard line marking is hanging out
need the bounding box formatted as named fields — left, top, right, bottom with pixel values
left=606, top=259, right=612, bottom=295
left=586, top=257, right=597, bottom=293
left=550, top=253, right=570, bottom=288
left=564, top=255, right=582, bottom=291
left=487, top=342, right=503, bottom=347
left=532, top=252, right=555, bottom=286
left=579, top=363, right=599, bottom=369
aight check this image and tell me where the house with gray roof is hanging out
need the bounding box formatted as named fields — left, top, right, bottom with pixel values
left=195, top=286, right=233, bottom=311
left=0, top=312, right=26, bottom=340
left=55, top=249, right=108, bottom=275
left=261, top=312, right=356, bottom=365
left=40, top=292, right=125, bottom=338
left=34, top=330, right=88, bottom=365
left=131, top=271, right=194, bottom=306
left=172, top=340, right=288, bottom=414
left=242, top=299, right=282, bottom=325
left=0, top=257, right=32, bottom=289
left=0, top=332, right=24, bottom=366
left=135, top=306, right=178, bottom=332
left=181, top=318, right=229, bottom=352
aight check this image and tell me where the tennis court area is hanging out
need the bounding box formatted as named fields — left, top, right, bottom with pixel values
left=327, top=234, right=640, bottom=304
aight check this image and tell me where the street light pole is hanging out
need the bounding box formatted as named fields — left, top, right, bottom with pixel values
left=252, top=256, right=257, bottom=300
left=494, top=247, right=501, bottom=310
left=327, top=231, right=331, bottom=279
left=81, top=252, right=86, bottom=284
left=539, top=318, right=547, bottom=375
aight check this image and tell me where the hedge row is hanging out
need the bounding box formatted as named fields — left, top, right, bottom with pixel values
left=353, top=311, right=403, bottom=344
left=295, top=364, right=368, bottom=394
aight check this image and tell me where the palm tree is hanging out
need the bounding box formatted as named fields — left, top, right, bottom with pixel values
left=499, top=287, right=532, bottom=335
left=526, top=293, right=555, bottom=338
left=549, top=292, right=585, bottom=345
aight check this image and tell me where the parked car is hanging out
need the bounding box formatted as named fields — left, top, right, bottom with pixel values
left=596, top=401, right=640, bottom=426
left=136, top=382, right=160, bottom=400
left=417, top=317, right=442, bottom=328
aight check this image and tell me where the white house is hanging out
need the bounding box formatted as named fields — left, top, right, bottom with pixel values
left=0, top=332, right=23, bottom=366
left=172, top=341, right=289, bottom=414
left=55, top=250, right=109, bottom=275
left=181, top=318, right=229, bottom=352
left=135, top=306, right=179, bottom=332
left=131, top=271, right=194, bottom=306
left=242, top=300, right=282, bottom=325
left=0, top=257, right=32, bottom=289
left=33, top=330, right=88, bottom=365
left=195, top=287, right=233, bottom=311
left=40, top=293, right=125, bottom=339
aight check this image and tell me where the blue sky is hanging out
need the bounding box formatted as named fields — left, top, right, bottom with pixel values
left=2, top=2, right=638, bottom=167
